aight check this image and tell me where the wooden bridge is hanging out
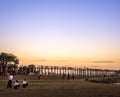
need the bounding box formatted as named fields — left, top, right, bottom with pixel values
left=17, top=65, right=118, bottom=78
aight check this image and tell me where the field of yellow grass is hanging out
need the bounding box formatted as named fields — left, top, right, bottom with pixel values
left=0, top=75, right=120, bottom=97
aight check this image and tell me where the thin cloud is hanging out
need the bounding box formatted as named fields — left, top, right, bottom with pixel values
left=34, top=59, right=48, bottom=62
left=90, top=65, right=101, bottom=67
left=93, top=61, right=113, bottom=63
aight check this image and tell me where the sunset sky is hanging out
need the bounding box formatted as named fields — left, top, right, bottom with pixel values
left=0, top=0, right=120, bottom=69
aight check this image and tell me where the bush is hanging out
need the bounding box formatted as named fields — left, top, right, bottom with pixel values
left=87, top=77, right=120, bottom=84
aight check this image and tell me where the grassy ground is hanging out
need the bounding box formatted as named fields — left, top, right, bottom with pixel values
left=87, top=77, right=120, bottom=84
left=0, top=75, right=120, bottom=97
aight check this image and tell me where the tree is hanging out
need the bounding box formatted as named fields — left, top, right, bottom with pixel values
left=0, top=52, right=19, bottom=75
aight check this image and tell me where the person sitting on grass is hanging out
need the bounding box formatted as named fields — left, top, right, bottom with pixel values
left=13, top=80, right=20, bottom=89
left=22, top=79, right=28, bottom=88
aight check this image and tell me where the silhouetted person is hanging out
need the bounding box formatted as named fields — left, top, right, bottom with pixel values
left=103, top=74, right=106, bottom=77
left=7, top=73, right=13, bottom=89
left=67, top=73, right=70, bottom=79
left=72, top=73, right=75, bottom=80
left=63, top=73, right=66, bottom=79
left=38, top=75, right=41, bottom=80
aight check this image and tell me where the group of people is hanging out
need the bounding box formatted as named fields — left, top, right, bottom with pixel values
left=7, top=73, right=28, bottom=89
left=13, top=79, right=28, bottom=89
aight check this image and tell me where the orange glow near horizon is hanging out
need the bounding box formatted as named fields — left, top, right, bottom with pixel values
left=1, top=47, right=120, bottom=70
left=18, top=54, right=120, bottom=70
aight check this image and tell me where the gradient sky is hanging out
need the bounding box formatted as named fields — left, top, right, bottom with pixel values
left=0, top=0, right=120, bottom=69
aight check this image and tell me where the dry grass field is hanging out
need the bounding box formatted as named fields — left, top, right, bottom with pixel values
left=0, top=75, right=120, bottom=97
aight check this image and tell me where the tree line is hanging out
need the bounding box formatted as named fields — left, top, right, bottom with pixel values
left=0, top=52, right=19, bottom=75
left=0, top=52, right=119, bottom=78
